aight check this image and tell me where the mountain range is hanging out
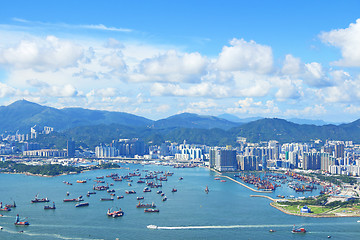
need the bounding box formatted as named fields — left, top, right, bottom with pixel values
left=1, top=100, right=360, bottom=147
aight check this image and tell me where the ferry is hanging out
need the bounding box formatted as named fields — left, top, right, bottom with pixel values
left=107, top=208, right=124, bottom=217
left=44, top=202, right=56, bottom=210
left=14, top=214, right=29, bottom=226
left=31, top=194, right=49, bottom=203
left=75, top=202, right=89, bottom=207
left=144, top=208, right=159, bottom=213
left=292, top=225, right=306, bottom=233
left=136, top=202, right=156, bottom=208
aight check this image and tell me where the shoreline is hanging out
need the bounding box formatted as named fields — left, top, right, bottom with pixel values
left=250, top=195, right=360, bottom=218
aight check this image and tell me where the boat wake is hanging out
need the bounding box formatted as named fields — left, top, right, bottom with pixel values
left=148, top=224, right=293, bottom=230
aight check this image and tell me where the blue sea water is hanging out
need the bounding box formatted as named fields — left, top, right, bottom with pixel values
left=0, top=163, right=359, bottom=240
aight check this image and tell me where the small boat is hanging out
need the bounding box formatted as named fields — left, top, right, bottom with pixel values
left=128, top=183, right=132, bottom=186
left=137, top=180, right=145, bottom=183
left=14, top=214, right=29, bottom=226
left=144, top=209, right=159, bottom=213
left=137, top=197, right=144, bottom=200
left=162, top=197, right=167, bottom=202
left=157, top=190, right=162, bottom=194
left=76, top=180, right=87, bottom=183
left=96, top=176, right=104, bottom=179
left=143, top=187, right=151, bottom=192
left=75, top=202, right=89, bottom=207
left=292, top=225, right=306, bottom=233
left=117, top=196, right=124, bottom=199
left=269, top=229, right=276, bottom=232
left=147, top=225, right=158, bottom=229
left=171, top=188, right=177, bottom=192
left=107, top=189, right=115, bottom=193
left=44, top=202, right=56, bottom=210
left=100, top=198, right=114, bottom=201
left=31, top=194, right=49, bottom=203
left=161, top=193, right=165, bottom=196
left=205, top=186, right=209, bottom=193
left=214, top=178, right=220, bottom=180
left=66, top=192, right=70, bottom=196
left=220, top=180, right=226, bottom=182
left=87, top=191, right=96, bottom=195
left=179, top=177, right=183, bottom=180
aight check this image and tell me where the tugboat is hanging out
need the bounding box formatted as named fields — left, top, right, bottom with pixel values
left=14, top=214, right=29, bottom=226
left=292, top=225, right=306, bottom=233
left=31, top=194, right=49, bottom=203
left=44, top=202, right=56, bottom=210
left=205, top=186, right=209, bottom=193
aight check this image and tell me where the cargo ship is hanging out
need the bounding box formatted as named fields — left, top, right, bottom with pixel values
left=75, top=202, right=89, bottom=207
left=31, top=194, right=49, bottom=203
left=107, top=208, right=124, bottom=217
left=44, top=202, right=56, bottom=210
left=136, top=202, right=156, bottom=208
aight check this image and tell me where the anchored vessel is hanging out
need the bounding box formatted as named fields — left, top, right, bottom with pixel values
left=14, top=214, right=29, bottom=226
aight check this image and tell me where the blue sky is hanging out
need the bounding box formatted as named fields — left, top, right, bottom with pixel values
left=1, top=1, right=360, bottom=122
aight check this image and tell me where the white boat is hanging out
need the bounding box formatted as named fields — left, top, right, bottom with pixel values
left=147, top=225, right=158, bottom=229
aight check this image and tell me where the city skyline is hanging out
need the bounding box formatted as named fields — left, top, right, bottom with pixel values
left=1, top=1, right=360, bottom=122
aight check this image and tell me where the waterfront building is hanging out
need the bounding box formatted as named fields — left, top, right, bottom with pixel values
left=23, top=149, right=67, bottom=157
left=214, top=149, right=237, bottom=172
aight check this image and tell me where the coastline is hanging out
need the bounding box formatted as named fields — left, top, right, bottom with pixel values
left=250, top=195, right=360, bottom=218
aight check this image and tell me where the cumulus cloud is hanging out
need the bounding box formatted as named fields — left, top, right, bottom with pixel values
left=150, top=82, right=230, bottom=98
left=216, top=38, right=273, bottom=74
left=26, top=79, right=49, bottom=88
left=226, top=98, right=280, bottom=115
left=41, top=84, right=78, bottom=98
left=281, top=54, right=301, bottom=75
left=320, top=18, right=360, bottom=67
left=135, top=50, right=208, bottom=83
left=284, top=104, right=327, bottom=117
left=101, top=50, right=127, bottom=70
left=0, top=83, right=16, bottom=98
left=0, top=35, right=84, bottom=71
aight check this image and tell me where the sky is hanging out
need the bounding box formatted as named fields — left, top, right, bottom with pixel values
left=1, top=1, right=360, bottom=123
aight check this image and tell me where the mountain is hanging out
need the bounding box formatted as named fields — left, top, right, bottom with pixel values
left=152, top=113, right=241, bottom=130
left=217, top=113, right=262, bottom=123
left=0, top=100, right=152, bottom=133
left=286, top=118, right=328, bottom=126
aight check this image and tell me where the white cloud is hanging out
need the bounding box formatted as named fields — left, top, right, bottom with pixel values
left=0, top=83, right=16, bottom=98
left=41, top=84, right=78, bottom=98
left=216, top=38, right=273, bottom=74
left=0, top=35, right=84, bottom=71
left=281, top=54, right=301, bottom=75
left=320, top=18, right=360, bottom=67
left=226, top=98, right=280, bottom=115
left=284, top=105, right=327, bottom=117
left=136, top=50, right=208, bottom=83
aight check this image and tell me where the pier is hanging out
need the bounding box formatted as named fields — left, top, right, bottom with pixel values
left=221, top=175, right=273, bottom=193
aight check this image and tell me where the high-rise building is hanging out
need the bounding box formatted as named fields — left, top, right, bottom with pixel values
left=214, top=149, right=237, bottom=172
left=67, top=140, right=75, bottom=158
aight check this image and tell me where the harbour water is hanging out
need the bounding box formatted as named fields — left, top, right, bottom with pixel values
left=0, top=163, right=359, bottom=240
